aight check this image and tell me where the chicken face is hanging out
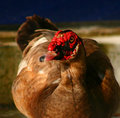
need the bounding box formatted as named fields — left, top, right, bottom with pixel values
left=45, top=30, right=82, bottom=61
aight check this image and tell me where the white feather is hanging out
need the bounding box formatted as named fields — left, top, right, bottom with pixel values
left=31, top=37, right=48, bottom=49
left=17, top=60, right=27, bottom=75
left=52, top=78, right=61, bottom=84
left=39, top=70, right=44, bottom=74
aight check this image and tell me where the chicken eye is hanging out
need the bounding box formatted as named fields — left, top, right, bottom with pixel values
left=39, top=55, right=45, bottom=62
left=69, top=37, right=74, bottom=43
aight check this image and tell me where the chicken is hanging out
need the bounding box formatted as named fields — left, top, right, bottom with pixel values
left=12, top=15, right=120, bottom=118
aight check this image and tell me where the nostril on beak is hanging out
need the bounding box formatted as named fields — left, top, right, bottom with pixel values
left=39, top=55, right=45, bottom=62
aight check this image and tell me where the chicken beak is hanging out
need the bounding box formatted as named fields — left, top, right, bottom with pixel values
left=45, top=51, right=57, bottom=61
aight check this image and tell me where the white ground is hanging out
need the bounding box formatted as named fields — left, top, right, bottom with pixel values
left=91, top=35, right=120, bottom=44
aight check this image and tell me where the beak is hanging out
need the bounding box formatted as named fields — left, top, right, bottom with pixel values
left=45, top=51, right=57, bottom=61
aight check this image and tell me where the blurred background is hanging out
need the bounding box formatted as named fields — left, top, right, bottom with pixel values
left=0, top=0, right=120, bottom=118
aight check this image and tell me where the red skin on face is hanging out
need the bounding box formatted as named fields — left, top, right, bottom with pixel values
left=48, top=30, right=81, bottom=60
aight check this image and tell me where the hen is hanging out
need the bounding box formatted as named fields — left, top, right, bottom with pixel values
left=12, top=15, right=120, bottom=118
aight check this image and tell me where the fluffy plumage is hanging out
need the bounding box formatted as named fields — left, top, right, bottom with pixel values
left=12, top=15, right=120, bottom=118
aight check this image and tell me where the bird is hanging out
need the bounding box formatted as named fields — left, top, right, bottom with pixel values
left=12, top=15, right=120, bottom=118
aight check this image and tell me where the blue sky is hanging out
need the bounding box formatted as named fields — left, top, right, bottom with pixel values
left=0, top=0, right=120, bottom=24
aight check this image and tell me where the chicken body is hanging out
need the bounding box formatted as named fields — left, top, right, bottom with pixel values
left=12, top=15, right=120, bottom=118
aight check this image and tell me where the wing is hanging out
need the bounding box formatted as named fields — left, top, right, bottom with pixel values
left=83, top=38, right=120, bottom=114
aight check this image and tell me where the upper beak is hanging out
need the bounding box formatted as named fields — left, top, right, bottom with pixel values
left=45, top=51, right=57, bottom=61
